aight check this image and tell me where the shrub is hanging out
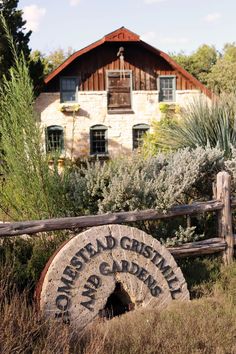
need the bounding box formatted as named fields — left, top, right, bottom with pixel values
left=143, top=95, right=236, bottom=158
left=0, top=17, right=75, bottom=221
left=0, top=233, right=69, bottom=292
left=67, top=147, right=224, bottom=217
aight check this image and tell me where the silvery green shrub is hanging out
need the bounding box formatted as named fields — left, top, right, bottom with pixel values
left=98, top=146, right=224, bottom=213
left=67, top=147, right=224, bottom=215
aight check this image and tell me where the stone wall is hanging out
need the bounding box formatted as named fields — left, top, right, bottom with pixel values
left=35, top=89, right=205, bottom=159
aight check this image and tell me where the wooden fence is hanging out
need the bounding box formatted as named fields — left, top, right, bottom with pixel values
left=0, top=171, right=235, bottom=264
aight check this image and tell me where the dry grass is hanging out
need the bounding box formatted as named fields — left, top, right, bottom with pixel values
left=0, top=263, right=236, bottom=354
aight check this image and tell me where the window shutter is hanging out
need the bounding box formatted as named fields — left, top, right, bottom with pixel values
left=107, top=71, right=132, bottom=111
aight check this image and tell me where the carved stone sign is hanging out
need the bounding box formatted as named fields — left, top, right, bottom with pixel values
left=37, top=224, right=189, bottom=329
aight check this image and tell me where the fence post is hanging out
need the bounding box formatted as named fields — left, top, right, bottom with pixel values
left=216, top=171, right=234, bottom=264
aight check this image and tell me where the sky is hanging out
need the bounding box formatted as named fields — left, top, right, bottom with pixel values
left=18, top=0, right=236, bottom=56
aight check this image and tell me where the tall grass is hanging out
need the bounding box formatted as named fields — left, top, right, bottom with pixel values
left=0, top=262, right=235, bottom=354
left=154, top=95, right=236, bottom=157
left=0, top=15, right=72, bottom=221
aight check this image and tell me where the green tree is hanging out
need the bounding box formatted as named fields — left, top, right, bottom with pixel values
left=207, top=60, right=236, bottom=94
left=172, top=45, right=218, bottom=85
left=191, top=45, right=218, bottom=84
left=223, top=42, right=236, bottom=62
left=0, top=0, right=31, bottom=80
left=28, top=50, right=46, bottom=94
left=0, top=16, right=72, bottom=220
left=46, top=47, right=75, bottom=72
left=29, top=47, right=75, bottom=83
left=207, top=43, right=236, bottom=94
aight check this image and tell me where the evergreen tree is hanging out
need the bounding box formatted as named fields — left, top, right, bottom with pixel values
left=0, top=0, right=31, bottom=80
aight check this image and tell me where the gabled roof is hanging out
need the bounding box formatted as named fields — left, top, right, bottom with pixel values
left=44, top=27, right=212, bottom=98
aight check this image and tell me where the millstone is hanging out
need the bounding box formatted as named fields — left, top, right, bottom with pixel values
left=36, top=224, right=189, bottom=329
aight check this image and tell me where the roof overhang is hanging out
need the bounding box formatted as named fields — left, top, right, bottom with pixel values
left=44, top=27, right=213, bottom=99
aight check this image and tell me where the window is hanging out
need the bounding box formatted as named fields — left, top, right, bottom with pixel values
left=60, top=77, right=77, bottom=103
left=133, top=124, right=150, bottom=150
left=90, top=125, right=108, bottom=155
left=158, top=76, right=176, bottom=102
left=107, top=71, right=132, bottom=113
left=46, top=125, right=64, bottom=152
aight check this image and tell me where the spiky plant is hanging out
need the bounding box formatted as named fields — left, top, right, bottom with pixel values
left=149, top=95, right=236, bottom=157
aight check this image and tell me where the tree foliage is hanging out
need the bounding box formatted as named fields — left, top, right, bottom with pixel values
left=0, top=19, right=72, bottom=220
left=0, top=2, right=45, bottom=94
left=30, top=47, right=75, bottom=77
left=0, top=0, right=31, bottom=80
left=172, top=45, right=218, bottom=85
left=172, top=42, right=236, bottom=93
left=207, top=43, right=236, bottom=94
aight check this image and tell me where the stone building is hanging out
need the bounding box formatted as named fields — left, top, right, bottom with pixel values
left=35, top=27, right=212, bottom=159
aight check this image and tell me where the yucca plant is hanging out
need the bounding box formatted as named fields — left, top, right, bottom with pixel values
left=150, top=95, right=236, bottom=157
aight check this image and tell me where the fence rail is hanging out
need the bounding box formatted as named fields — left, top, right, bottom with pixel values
left=0, top=200, right=224, bottom=237
left=169, top=237, right=236, bottom=258
left=0, top=171, right=235, bottom=264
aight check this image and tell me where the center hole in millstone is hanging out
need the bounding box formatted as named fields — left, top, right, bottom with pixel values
left=100, top=282, right=134, bottom=319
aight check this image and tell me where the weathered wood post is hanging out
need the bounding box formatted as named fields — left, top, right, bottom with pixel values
left=216, top=171, right=234, bottom=264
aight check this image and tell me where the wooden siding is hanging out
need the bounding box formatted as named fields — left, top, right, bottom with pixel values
left=45, top=42, right=198, bottom=93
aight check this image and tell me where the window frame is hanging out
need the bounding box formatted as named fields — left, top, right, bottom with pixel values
left=132, top=123, right=150, bottom=150
left=46, top=125, right=64, bottom=153
left=90, top=124, right=108, bottom=156
left=158, top=75, right=176, bottom=102
left=106, top=70, right=133, bottom=114
left=60, top=77, right=79, bottom=103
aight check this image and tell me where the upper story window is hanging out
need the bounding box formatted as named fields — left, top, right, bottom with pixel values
left=107, top=70, right=132, bottom=114
left=60, top=77, right=77, bottom=103
left=90, top=125, right=108, bottom=155
left=46, top=125, right=64, bottom=153
left=158, top=76, right=176, bottom=102
left=133, top=124, right=150, bottom=150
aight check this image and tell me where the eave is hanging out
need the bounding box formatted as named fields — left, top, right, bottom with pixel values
left=44, top=27, right=213, bottom=99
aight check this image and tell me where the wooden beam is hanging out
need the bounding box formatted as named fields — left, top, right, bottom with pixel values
left=217, top=172, right=234, bottom=264
left=169, top=238, right=226, bottom=258
left=0, top=200, right=223, bottom=237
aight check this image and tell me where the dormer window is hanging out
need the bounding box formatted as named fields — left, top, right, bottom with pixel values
left=60, top=77, right=78, bottom=103
left=158, top=76, right=176, bottom=102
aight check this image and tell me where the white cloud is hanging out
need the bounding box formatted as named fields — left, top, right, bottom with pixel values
left=204, top=12, right=221, bottom=23
left=69, top=0, right=81, bottom=6
left=144, top=0, right=166, bottom=3
left=23, top=5, right=46, bottom=32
